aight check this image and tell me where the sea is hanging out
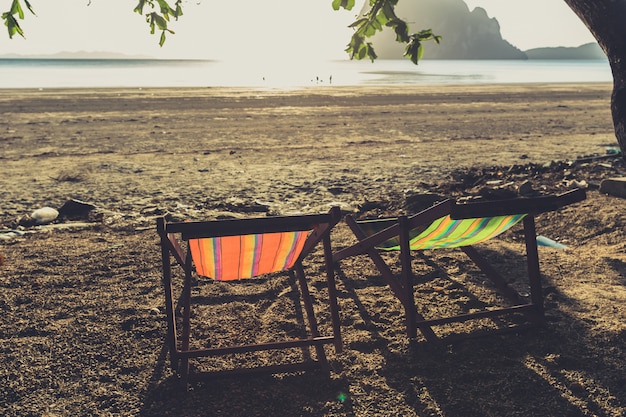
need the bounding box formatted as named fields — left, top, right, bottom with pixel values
left=0, top=58, right=612, bottom=89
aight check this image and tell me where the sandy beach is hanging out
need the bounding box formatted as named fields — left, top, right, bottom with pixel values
left=1, top=83, right=625, bottom=416
left=0, top=83, right=619, bottom=222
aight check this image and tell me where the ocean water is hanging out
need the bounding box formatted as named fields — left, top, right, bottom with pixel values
left=0, top=58, right=612, bottom=89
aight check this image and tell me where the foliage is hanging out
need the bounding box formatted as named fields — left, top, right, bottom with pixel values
left=2, top=0, right=33, bottom=39
left=1, top=0, right=183, bottom=46
left=133, top=0, right=183, bottom=46
left=333, top=0, right=441, bottom=64
left=1, top=0, right=438, bottom=63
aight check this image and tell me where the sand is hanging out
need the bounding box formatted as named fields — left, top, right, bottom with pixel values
left=1, top=83, right=625, bottom=416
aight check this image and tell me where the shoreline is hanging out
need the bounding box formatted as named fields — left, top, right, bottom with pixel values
left=0, top=80, right=614, bottom=93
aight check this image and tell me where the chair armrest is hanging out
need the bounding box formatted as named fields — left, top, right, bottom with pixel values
left=450, top=189, right=586, bottom=219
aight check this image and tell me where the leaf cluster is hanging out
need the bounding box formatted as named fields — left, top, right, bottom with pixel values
left=2, top=0, right=34, bottom=39
left=1, top=0, right=184, bottom=47
left=333, top=0, right=441, bottom=64
left=134, top=0, right=183, bottom=46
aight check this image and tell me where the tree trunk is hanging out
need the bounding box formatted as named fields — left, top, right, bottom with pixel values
left=564, top=0, right=626, bottom=160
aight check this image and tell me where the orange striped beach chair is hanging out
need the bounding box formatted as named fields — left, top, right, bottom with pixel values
left=333, top=189, right=586, bottom=341
left=157, top=207, right=342, bottom=386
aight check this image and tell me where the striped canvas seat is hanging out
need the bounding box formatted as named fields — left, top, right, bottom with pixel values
left=333, top=190, right=586, bottom=342
left=358, top=214, right=526, bottom=251
left=189, top=231, right=310, bottom=281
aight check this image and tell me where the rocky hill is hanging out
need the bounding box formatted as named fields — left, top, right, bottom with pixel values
left=363, top=0, right=526, bottom=60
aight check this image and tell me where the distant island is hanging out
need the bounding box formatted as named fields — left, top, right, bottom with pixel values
left=525, top=43, right=605, bottom=60
left=0, top=51, right=161, bottom=60
left=362, top=0, right=606, bottom=60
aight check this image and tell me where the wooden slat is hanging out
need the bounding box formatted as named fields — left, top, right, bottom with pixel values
left=187, top=360, right=324, bottom=382
left=415, top=304, right=537, bottom=327
left=178, top=336, right=336, bottom=359
left=450, top=189, right=586, bottom=219
left=166, top=207, right=340, bottom=240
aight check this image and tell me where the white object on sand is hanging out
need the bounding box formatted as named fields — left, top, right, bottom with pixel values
left=31, top=207, right=59, bottom=225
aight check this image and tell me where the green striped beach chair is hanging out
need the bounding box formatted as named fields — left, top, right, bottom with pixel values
left=157, top=207, right=342, bottom=386
left=333, top=189, right=586, bottom=341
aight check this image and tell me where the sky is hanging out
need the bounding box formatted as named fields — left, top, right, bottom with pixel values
left=0, top=0, right=597, bottom=60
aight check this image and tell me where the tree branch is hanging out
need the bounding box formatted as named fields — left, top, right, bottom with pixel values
left=335, top=0, right=441, bottom=64
left=1, top=0, right=183, bottom=46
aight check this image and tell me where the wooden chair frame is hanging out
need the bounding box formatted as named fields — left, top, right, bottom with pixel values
left=333, top=189, right=586, bottom=341
left=156, top=206, right=342, bottom=385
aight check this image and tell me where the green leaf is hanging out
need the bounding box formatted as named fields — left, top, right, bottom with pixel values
left=134, top=0, right=146, bottom=14
left=375, top=11, right=388, bottom=26
left=358, top=45, right=367, bottom=60
left=388, top=18, right=408, bottom=43
left=10, top=0, right=24, bottom=19
left=366, top=43, right=378, bottom=62
left=24, top=0, right=34, bottom=15
left=156, top=0, right=173, bottom=16
left=148, top=13, right=156, bottom=34
left=154, top=14, right=168, bottom=30
left=159, top=30, right=166, bottom=46
left=404, top=38, right=420, bottom=65
left=361, top=21, right=379, bottom=37
left=332, top=0, right=355, bottom=11
left=348, top=18, right=368, bottom=28
left=381, top=2, right=396, bottom=21
left=417, top=43, right=424, bottom=61
left=4, top=14, right=24, bottom=39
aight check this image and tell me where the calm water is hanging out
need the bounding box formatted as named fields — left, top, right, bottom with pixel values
left=0, top=58, right=612, bottom=89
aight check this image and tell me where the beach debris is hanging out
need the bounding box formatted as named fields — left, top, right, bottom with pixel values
left=53, top=168, right=90, bottom=183
left=213, top=198, right=270, bottom=213
left=141, top=206, right=167, bottom=216
left=327, top=186, right=346, bottom=196
left=518, top=180, right=535, bottom=196
left=360, top=200, right=389, bottom=213
left=38, top=222, right=94, bottom=232
left=0, top=229, right=27, bottom=241
left=536, top=236, right=568, bottom=249
left=405, top=192, right=445, bottom=213
left=477, top=186, right=517, bottom=200
left=11, top=199, right=101, bottom=230
left=436, top=151, right=624, bottom=198
left=58, top=198, right=96, bottom=219
left=606, top=146, right=622, bottom=156
left=600, top=177, right=626, bottom=199
left=321, top=201, right=356, bottom=214
left=564, top=179, right=588, bottom=189
left=30, top=207, right=59, bottom=225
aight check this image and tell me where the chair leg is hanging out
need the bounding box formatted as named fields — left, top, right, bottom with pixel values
left=399, top=216, right=417, bottom=339
left=294, top=262, right=329, bottom=372
left=523, top=215, right=544, bottom=320
left=160, top=238, right=179, bottom=371
left=323, top=234, right=342, bottom=353
left=178, top=251, right=193, bottom=384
